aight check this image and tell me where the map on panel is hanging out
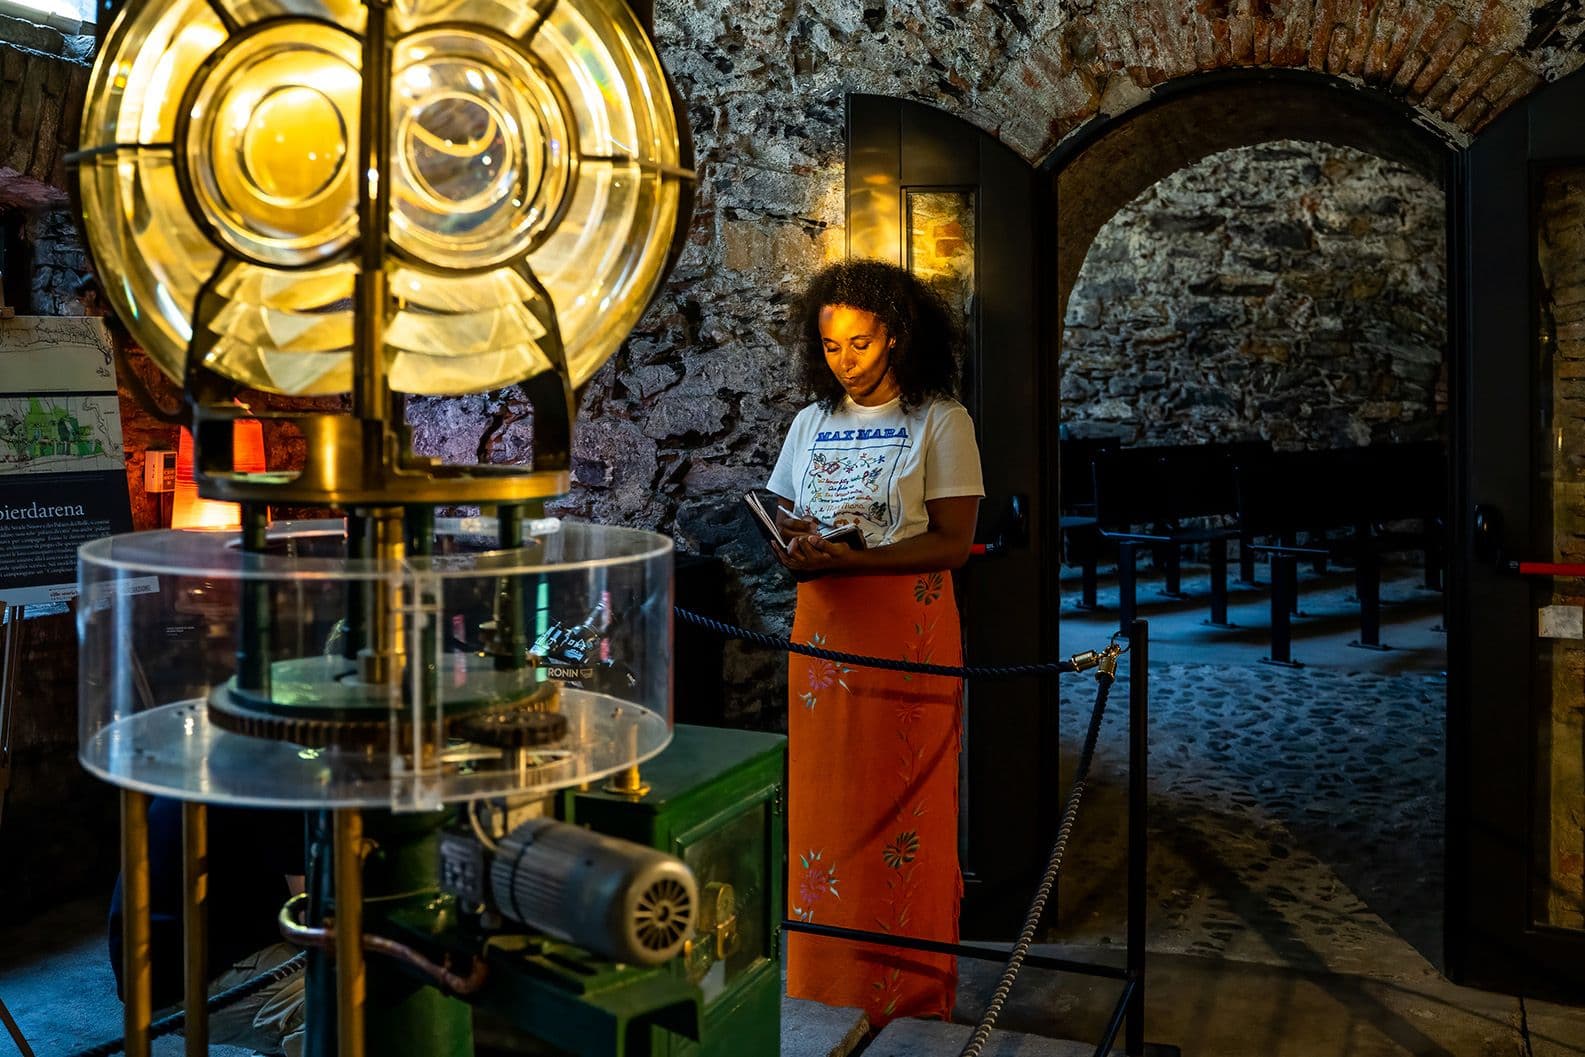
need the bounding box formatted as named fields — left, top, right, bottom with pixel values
left=0, top=315, right=122, bottom=475
left=0, top=395, right=123, bottom=474
left=0, top=315, right=133, bottom=606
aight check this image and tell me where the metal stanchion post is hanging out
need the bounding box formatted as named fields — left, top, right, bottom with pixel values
left=122, top=790, right=153, bottom=1057
left=1126, top=619, right=1147, bottom=1057
left=183, top=802, right=209, bottom=1057
left=334, top=808, right=365, bottom=1057
left=0, top=604, right=34, bottom=1057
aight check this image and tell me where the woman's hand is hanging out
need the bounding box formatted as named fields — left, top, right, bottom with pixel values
left=774, top=503, right=816, bottom=539
left=783, top=532, right=856, bottom=574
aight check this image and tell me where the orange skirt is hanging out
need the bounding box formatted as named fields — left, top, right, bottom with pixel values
left=784, top=570, right=963, bottom=1026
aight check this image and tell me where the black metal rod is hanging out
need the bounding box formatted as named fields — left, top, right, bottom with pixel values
left=1209, top=539, right=1229, bottom=625
left=1270, top=554, right=1294, bottom=664
left=1357, top=546, right=1382, bottom=647
left=237, top=503, right=271, bottom=693
left=780, top=919, right=1129, bottom=980
left=1126, top=620, right=1148, bottom=1057
left=1097, top=978, right=1138, bottom=1057
left=1118, top=541, right=1139, bottom=633
left=495, top=505, right=527, bottom=671
left=1162, top=543, right=1182, bottom=597
left=303, top=811, right=336, bottom=1057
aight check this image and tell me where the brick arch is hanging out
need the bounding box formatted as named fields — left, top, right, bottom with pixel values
left=1045, top=69, right=1457, bottom=315
left=983, top=0, right=1548, bottom=164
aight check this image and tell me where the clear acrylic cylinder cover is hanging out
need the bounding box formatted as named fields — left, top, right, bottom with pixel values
left=78, top=518, right=672, bottom=810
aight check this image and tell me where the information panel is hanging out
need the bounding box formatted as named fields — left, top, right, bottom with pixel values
left=0, top=316, right=134, bottom=606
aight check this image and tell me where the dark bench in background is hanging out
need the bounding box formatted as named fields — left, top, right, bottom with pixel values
left=1090, top=440, right=1272, bottom=629
left=1236, top=442, right=1446, bottom=664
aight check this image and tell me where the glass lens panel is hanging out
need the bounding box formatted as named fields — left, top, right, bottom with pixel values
left=186, top=22, right=361, bottom=267
left=1534, top=163, right=1585, bottom=933
left=390, top=0, right=549, bottom=38
left=80, top=0, right=685, bottom=397
left=390, top=31, right=573, bottom=270
left=218, top=0, right=366, bottom=33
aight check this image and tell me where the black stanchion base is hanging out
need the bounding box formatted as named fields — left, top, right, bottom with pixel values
left=1202, top=619, right=1239, bottom=629
left=1156, top=589, right=1191, bottom=600
left=1348, top=640, right=1392, bottom=652
left=1262, top=656, right=1304, bottom=669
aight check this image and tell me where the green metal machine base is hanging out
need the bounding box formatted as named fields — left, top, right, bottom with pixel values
left=565, top=724, right=788, bottom=1057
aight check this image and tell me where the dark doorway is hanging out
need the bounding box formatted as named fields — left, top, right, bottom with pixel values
left=846, top=65, right=1585, bottom=999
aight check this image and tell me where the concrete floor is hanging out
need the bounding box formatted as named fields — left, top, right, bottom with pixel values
left=3, top=559, right=1582, bottom=1056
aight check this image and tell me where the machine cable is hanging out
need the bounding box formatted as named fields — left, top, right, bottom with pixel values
left=63, top=951, right=308, bottom=1057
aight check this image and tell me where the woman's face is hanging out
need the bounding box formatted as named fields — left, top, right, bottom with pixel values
left=819, top=304, right=899, bottom=406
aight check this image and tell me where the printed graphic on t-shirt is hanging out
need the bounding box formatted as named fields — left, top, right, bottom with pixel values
left=800, top=424, right=911, bottom=537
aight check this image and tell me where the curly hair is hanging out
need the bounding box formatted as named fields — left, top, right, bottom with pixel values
left=791, top=259, right=963, bottom=413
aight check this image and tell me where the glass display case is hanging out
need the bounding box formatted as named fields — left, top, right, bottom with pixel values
left=79, top=517, right=673, bottom=810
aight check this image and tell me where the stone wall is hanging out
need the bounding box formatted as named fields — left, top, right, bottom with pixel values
left=1061, top=140, right=1446, bottom=449
left=0, top=27, right=89, bottom=209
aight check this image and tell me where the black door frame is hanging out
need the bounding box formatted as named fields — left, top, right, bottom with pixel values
left=1458, top=66, right=1585, bottom=999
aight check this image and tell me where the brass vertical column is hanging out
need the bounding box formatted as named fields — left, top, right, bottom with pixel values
left=359, top=507, right=407, bottom=687
left=334, top=808, right=365, bottom=1057
left=120, top=790, right=152, bottom=1057
left=182, top=802, right=209, bottom=1056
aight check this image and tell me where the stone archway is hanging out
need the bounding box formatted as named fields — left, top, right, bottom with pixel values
left=1040, top=65, right=1461, bottom=971
left=1045, top=69, right=1453, bottom=320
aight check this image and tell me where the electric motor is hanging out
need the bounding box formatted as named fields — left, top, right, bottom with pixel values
left=488, top=817, right=696, bottom=967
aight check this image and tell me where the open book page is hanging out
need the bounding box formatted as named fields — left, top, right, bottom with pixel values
left=744, top=492, right=867, bottom=554
left=744, top=492, right=790, bottom=551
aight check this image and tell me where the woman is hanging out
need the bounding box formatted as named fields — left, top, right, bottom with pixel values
left=767, top=259, right=983, bottom=1025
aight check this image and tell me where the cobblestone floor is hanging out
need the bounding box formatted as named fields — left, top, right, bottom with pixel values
left=1049, top=566, right=1448, bottom=981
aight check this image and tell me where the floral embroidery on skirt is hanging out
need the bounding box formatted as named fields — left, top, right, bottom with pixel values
left=785, top=572, right=963, bottom=1026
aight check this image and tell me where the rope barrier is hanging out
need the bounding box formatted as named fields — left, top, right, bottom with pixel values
left=958, top=661, right=1117, bottom=1057
left=674, top=606, right=1118, bottom=679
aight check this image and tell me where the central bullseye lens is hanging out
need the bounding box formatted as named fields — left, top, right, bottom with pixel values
left=188, top=23, right=362, bottom=267
left=239, top=85, right=346, bottom=204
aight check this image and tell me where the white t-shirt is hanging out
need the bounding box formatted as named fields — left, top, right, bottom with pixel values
left=767, top=396, right=985, bottom=548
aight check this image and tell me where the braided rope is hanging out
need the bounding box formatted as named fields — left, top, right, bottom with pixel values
left=958, top=670, right=1115, bottom=1057
left=674, top=607, right=1077, bottom=678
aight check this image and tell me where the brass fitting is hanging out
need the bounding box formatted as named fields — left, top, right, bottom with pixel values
left=1069, top=649, right=1103, bottom=672
left=1096, top=643, right=1123, bottom=679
